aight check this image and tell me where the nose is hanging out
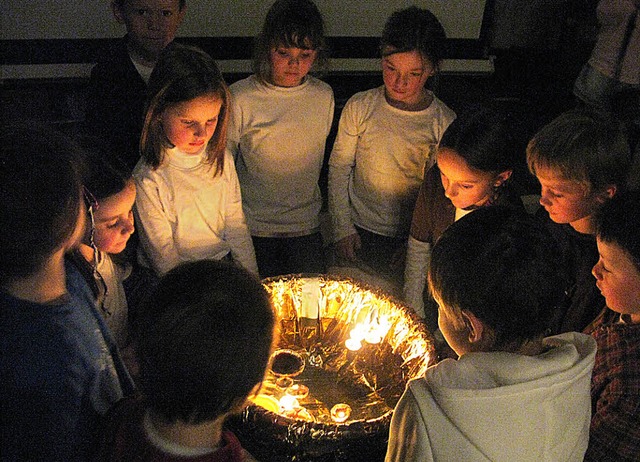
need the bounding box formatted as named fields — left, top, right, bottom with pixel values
left=444, top=182, right=457, bottom=198
left=122, top=215, right=135, bottom=236
left=193, top=123, right=206, bottom=137
left=539, top=188, right=552, bottom=207
left=147, top=12, right=162, bottom=30
left=288, top=56, right=300, bottom=66
left=592, top=259, right=603, bottom=281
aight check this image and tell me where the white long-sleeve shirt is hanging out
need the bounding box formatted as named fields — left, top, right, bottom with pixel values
left=133, top=147, right=258, bottom=275
left=227, top=74, right=335, bottom=237
left=328, top=86, right=455, bottom=241
left=386, top=332, right=597, bottom=462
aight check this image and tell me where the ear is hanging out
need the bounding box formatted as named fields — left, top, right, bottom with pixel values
left=461, top=310, right=485, bottom=344
left=595, top=184, right=617, bottom=204
left=112, top=2, right=125, bottom=24
left=493, top=169, right=513, bottom=188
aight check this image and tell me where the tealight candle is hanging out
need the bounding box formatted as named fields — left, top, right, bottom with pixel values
left=349, top=324, right=367, bottom=342
left=345, top=338, right=362, bottom=351
left=286, top=383, right=309, bottom=400
left=279, top=394, right=300, bottom=412
left=330, top=403, right=352, bottom=423
left=364, top=328, right=383, bottom=344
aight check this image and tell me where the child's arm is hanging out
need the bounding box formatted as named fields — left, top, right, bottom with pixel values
left=223, top=154, right=259, bottom=276
left=133, top=173, right=181, bottom=275
left=328, top=98, right=362, bottom=259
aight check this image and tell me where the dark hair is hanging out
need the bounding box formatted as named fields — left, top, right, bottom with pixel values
left=141, top=43, right=230, bottom=173
left=253, top=0, right=328, bottom=83
left=526, top=108, right=631, bottom=194
left=113, top=0, right=186, bottom=10
left=0, top=124, right=85, bottom=283
left=596, top=191, right=640, bottom=272
left=75, top=134, right=132, bottom=203
left=428, top=206, right=565, bottom=349
left=380, top=6, right=446, bottom=70
left=136, top=259, right=276, bottom=424
left=439, top=107, right=516, bottom=174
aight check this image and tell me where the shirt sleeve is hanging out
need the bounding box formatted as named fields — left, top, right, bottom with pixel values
left=133, top=171, right=181, bottom=275
left=328, top=96, right=361, bottom=242
left=223, top=155, right=259, bottom=276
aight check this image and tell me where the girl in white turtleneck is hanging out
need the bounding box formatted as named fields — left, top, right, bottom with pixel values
left=134, top=43, right=257, bottom=277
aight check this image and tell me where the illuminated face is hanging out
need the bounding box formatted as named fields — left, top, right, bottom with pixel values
left=382, top=49, right=433, bottom=108
left=113, top=0, right=185, bottom=63
left=534, top=165, right=603, bottom=231
left=161, top=94, right=222, bottom=154
left=593, top=238, right=640, bottom=321
left=92, top=180, right=136, bottom=255
left=269, top=46, right=317, bottom=87
left=437, top=148, right=508, bottom=210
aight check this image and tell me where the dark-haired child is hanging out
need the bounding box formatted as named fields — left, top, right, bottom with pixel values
left=134, top=44, right=258, bottom=276
left=403, top=107, right=522, bottom=329
left=227, top=0, right=335, bottom=278
left=584, top=191, right=640, bottom=461
left=85, top=0, right=187, bottom=170
left=386, top=206, right=596, bottom=461
left=527, top=108, right=631, bottom=333
left=0, top=125, right=134, bottom=460
left=329, top=6, right=455, bottom=294
left=97, top=259, right=275, bottom=461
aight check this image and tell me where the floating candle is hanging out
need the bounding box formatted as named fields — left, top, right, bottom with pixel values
left=279, top=394, right=300, bottom=412
left=286, top=383, right=309, bottom=400
left=345, top=338, right=362, bottom=351
left=330, top=403, right=352, bottom=423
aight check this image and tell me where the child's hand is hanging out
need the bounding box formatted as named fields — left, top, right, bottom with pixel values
left=335, top=233, right=361, bottom=262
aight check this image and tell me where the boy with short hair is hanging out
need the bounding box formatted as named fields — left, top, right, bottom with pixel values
left=385, top=206, right=597, bottom=462
left=585, top=191, right=640, bottom=461
left=526, top=108, right=631, bottom=333
left=97, top=259, right=275, bottom=461
left=85, top=0, right=187, bottom=170
left=0, top=125, right=134, bottom=460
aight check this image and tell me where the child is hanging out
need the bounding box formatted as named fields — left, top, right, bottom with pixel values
left=68, top=138, right=137, bottom=349
left=85, top=0, right=187, bottom=170
left=527, top=108, right=631, bottom=333
left=96, top=259, right=276, bottom=461
left=328, top=6, right=455, bottom=293
left=0, top=125, right=134, bottom=461
left=403, top=107, right=522, bottom=328
left=584, top=191, right=640, bottom=461
left=386, top=206, right=597, bottom=462
left=134, top=43, right=258, bottom=276
left=227, top=0, right=335, bottom=278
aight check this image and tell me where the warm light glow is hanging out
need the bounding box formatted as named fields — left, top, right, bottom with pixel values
left=251, top=394, right=280, bottom=413
left=350, top=323, right=367, bottom=342
left=345, top=338, right=362, bottom=351
left=279, top=394, right=300, bottom=411
left=286, top=383, right=309, bottom=399
left=330, top=403, right=352, bottom=423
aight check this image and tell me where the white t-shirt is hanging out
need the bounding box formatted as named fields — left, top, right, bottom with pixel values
left=328, top=86, right=455, bottom=241
left=228, top=75, right=335, bottom=237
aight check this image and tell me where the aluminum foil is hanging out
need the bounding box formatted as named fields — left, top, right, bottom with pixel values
left=228, top=274, right=435, bottom=462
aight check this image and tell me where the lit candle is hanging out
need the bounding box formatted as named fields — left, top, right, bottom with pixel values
left=349, top=323, right=367, bottom=342
left=364, top=327, right=383, bottom=344
left=286, top=383, right=309, bottom=400
left=330, top=403, right=352, bottom=423
left=279, top=394, right=300, bottom=412
left=345, top=338, right=362, bottom=351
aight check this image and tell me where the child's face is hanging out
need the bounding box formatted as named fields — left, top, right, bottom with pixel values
left=269, top=45, right=317, bottom=87
left=437, top=148, right=509, bottom=210
left=535, top=166, right=602, bottom=230
left=161, top=93, right=222, bottom=154
left=92, top=180, right=136, bottom=255
left=113, top=0, right=185, bottom=62
left=382, top=49, right=433, bottom=108
left=593, top=238, right=640, bottom=322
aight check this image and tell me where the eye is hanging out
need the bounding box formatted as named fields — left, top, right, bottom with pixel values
left=135, top=9, right=149, bottom=16
left=300, top=52, right=314, bottom=60
left=162, top=10, right=174, bottom=17
left=276, top=49, right=289, bottom=57
left=106, top=221, right=119, bottom=229
left=411, top=71, right=423, bottom=77
left=181, top=120, right=195, bottom=126
left=460, top=184, right=473, bottom=190
left=206, top=118, right=217, bottom=125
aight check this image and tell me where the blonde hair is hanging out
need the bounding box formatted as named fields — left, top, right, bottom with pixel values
left=140, top=44, right=230, bottom=175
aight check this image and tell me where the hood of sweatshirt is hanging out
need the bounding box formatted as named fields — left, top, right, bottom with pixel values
left=412, top=332, right=596, bottom=462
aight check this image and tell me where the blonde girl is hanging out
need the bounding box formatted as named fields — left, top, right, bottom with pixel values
left=134, top=43, right=257, bottom=276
